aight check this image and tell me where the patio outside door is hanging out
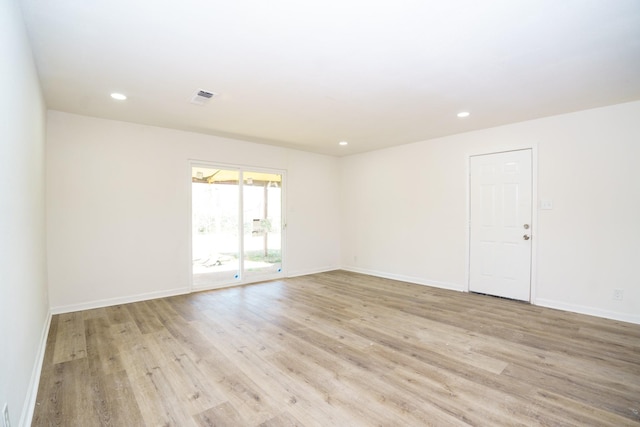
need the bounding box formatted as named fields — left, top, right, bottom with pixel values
left=191, top=165, right=284, bottom=289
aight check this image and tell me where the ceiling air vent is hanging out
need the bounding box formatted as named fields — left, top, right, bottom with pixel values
left=190, top=89, right=217, bottom=105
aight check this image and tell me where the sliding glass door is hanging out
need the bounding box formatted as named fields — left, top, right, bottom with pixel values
left=191, top=164, right=284, bottom=289
left=242, top=172, right=283, bottom=279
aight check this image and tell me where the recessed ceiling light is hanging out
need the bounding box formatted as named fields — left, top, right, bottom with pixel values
left=457, top=111, right=470, bottom=118
left=339, top=141, right=348, bottom=146
left=110, top=93, right=127, bottom=100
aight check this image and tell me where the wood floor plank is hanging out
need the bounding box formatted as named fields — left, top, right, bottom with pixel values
left=125, top=300, right=165, bottom=334
left=42, top=359, right=100, bottom=427
left=157, top=320, right=283, bottom=425
left=104, top=304, right=134, bottom=325
left=33, top=271, right=640, bottom=426
left=86, top=368, right=145, bottom=427
left=190, top=320, right=363, bottom=427
left=194, top=401, right=244, bottom=427
left=127, top=363, right=196, bottom=426
left=147, top=330, right=229, bottom=414
left=52, top=312, right=87, bottom=364
left=85, top=316, right=125, bottom=376
left=258, top=411, right=305, bottom=427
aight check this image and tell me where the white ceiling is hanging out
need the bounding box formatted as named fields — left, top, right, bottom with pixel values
left=19, top=0, right=640, bottom=156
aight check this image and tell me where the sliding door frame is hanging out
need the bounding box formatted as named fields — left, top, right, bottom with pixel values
left=188, top=160, right=287, bottom=292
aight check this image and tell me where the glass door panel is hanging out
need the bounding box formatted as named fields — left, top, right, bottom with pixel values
left=191, top=165, right=284, bottom=289
left=191, top=167, right=240, bottom=288
left=243, top=172, right=283, bottom=278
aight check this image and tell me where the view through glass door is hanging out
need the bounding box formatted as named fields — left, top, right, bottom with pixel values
left=191, top=165, right=284, bottom=289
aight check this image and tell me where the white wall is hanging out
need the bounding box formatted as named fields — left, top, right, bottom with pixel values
left=0, top=0, right=49, bottom=425
left=48, top=102, right=640, bottom=324
left=340, top=101, right=640, bottom=324
left=46, top=111, right=341, bottom=311
left=285, top=149, right=342, bottom=276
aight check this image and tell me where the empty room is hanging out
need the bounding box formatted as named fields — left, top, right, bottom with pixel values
left=2, top=0, right=640, bottom=425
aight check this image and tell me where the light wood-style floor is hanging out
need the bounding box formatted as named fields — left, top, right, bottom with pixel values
left=33, top=271, right=640, bottom=426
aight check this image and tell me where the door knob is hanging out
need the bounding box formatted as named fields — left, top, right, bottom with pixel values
left=523, top=234, right=530, bottom=240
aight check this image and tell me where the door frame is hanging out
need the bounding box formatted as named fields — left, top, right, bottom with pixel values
left=187, top=159, right=287, bottom=292
left=465, top=145, right=539, bottom=303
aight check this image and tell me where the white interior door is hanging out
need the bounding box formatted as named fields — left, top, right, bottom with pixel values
left=469, top=149, right=532, bottom=301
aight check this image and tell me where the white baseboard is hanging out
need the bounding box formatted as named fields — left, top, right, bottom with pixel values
left=51, top=268, right=343, bottom=315
left=286, top=265, right=341, bottom=278
left=342, top=267, right=639, bottom=325
left=341, top=266, right=464, bottom=292
left=192, top=272, right=287, bottom=293
left=20, top=309, right=52, bottom=427
left=535, top=298, right=640, bottom=325
left=50, top=287, right=191, bottom=315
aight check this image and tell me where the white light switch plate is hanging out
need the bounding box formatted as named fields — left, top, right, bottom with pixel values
left=541, top=200, right=553, bottom=210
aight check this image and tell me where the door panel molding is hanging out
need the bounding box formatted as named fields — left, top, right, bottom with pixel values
left=466, top=146, right=538, bottom=303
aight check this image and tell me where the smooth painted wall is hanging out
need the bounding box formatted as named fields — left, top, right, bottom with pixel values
left=340, top=101, right=640, bottom=324
left=0, top=0, right=49, bottom=425
left=46, top=111, right=341, bottom=311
